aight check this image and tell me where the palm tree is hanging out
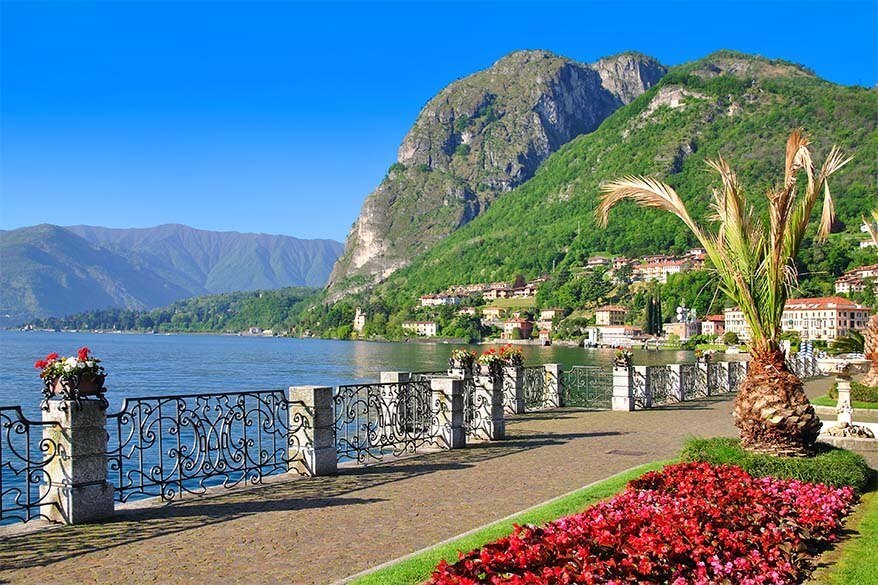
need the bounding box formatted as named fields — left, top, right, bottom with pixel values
left=831, top=330, right=864, bottom=355
left=862, top=210, right=878, bottom=388
left=596, top=131, right=851, bottom=456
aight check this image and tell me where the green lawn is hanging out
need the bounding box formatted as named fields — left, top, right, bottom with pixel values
left=815, top=483, right=878, bottom=584
left=484, top=296, right=536, bottom=309
left=811, top=394, right=878, bottom=410
left=349, top=461, right=672, bottom=585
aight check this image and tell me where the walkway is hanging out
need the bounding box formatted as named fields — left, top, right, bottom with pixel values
left=0, top=379, right=847, bottom=584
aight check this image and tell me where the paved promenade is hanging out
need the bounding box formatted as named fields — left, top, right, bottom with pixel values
left=0, top=379, right=848, bottom=584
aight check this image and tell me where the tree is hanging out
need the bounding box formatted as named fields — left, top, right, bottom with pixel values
left=862, top=209, right=878, bottom=388
left=598, top=131, right=850, bottom=456
left=722, top=331, right=740, bottom=346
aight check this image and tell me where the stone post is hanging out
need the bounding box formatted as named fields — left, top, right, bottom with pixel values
left=611, top=366, right=634, bottom=411
left=41, top=400, right=115, bottom=524
left=380, top=371, right=410, bottom=384
left=429, top=377, right=465, bottom=449
left=543, top=364, right=563, bottom=409
left=835, top=376, right=854, bottom=425
left=668, top=364, right=685, bottom=401
left=717, top=362, right=731, bottom=393
left=502, top=366, right=525, bottom=415
left=633, top=365, right=652, bottom=409
left=288, top=386, right=337, bottom=476
left=469, top=375, right=505, bottom=441
left=696, top=362, right=710, bottom=396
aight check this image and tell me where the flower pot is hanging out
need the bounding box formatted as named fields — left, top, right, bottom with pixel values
left=50, top=374, right=105, bottom=398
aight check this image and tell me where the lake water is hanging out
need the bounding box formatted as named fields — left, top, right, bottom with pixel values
left=0, top=330, right=698, bottom=416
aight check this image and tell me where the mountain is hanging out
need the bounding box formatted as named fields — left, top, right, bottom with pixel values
left=0, top=225, right=190, bottom=323
left=328, top=50, right=666, bottom=296
left=1, top=224, right=343, bottom=323
left=66, top=224, right=343, bottom=292
left=310, top=51, right=877, bottom=332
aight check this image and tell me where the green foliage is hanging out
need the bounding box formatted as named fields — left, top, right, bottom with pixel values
left=722, top=331, right=740, bottom=345
left=682, top=334, right=714, bottom=350
left=388, top=162, right=406, bottom=174
left=681, top=437, right=871, bottom=492
left=365, top=61, right=876, bottom=325
left=27, top=288, right=320, bottom=333
left=455, top=144, right=471, bottom=156
left=831, top=330, right=865, bottom=355
left=828, top=381, right=878, bottom=404
left=415, top=163, right=432, bottom=173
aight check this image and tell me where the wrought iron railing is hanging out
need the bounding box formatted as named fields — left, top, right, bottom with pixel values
left=333, top=380, right=436, bottom=463
left=106, top=390, right=305, bottom=502
left=632, top=369, right=650, bottom=409
left=786, top=354, right=819, bottom=379
left=680, top=364, right=705, bottom=399
left=1, top=406, right=61, bottom=525
left=561, top=366, right=612, bottom=409
left=729, top=361, right=746, bottom=391
left=522, top=366, right=549, bottom=410
left=648, top=365, right=675, bottom=405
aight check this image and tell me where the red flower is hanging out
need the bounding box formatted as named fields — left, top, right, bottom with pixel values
left=34, top=360, right=48, bottom=369
left=77, top=347, right=90, bottom=360
left=46, top=353, right=58, bottom=361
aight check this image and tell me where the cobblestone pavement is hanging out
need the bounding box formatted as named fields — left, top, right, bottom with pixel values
left=0, top=379, right=861, bottom=585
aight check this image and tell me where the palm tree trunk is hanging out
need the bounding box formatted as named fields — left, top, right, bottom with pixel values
left=734, top=349, right=821, bottom=456
left=862, top=314, right=878, bottom=388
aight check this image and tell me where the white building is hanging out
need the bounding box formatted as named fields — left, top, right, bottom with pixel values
left=725, top=296, right=871, bottom=342
left=834, top=264, right=878, bottom=295
left=419, top=294, right=461, bottom=308
left=353, top=308, right=366, bottom=333
left=402, top=321, right=438, bottom=337
left=597, top=325, right=643, bottom=348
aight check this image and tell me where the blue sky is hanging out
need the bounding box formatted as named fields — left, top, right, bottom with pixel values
left=1, top=1, right=876, bottom=242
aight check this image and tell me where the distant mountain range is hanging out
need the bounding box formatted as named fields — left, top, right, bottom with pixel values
left=0, top=223, right=342, bottom=323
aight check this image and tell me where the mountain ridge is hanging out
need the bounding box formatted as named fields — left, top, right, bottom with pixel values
left=0, top=223, right=343, bottom=323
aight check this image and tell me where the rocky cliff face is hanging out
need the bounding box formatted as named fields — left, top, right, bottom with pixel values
left=328, top=50, right=666, bottom=297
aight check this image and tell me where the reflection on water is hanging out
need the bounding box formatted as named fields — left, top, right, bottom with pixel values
left=0, top=331, right=701, bottom=416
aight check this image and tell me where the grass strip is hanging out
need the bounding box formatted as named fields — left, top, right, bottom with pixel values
left=348, top=460, right=672, bottom=585
left=811, top=394, right=878, bottom=410
left=815, top=481, right=878, bottom=584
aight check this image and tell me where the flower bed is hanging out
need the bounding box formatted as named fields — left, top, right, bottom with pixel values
left=429, top=463, right=856, bottom=584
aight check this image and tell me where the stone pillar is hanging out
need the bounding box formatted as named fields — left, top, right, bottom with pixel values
left=502, top=366, right=524, bottom=415
left=41, top=400, right=114, bottom=524
left=668, top=364, right=685, bottom=401
left=718, top=362, right=731, bottom=393
left=611, top=366, right=634, bottom=411
left=633, top=365, right=652, bottom=409
left=288, top=386, right=337, bottom=476
left=430, top=377, right=465, bottom=449
left=380, top=371, right=411, bottom=384
left=543, top=364, right=563, bottom=409
left=468, top=375, right=505, bottom=441
left=835, top=376, right=854, bottom=425
left=696, top=363, right=710, bottom=396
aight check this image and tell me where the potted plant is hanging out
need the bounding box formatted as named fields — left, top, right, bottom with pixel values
left=695, top=349, right=715, bottom=364
left=448, top=348, right=477, bottom=374
left=613, top=349, right=633, bottom=368
left=498, top=344, right=524, bottom=368
left=36, top=347, right=106, bottom=403
left=478, top=348, right=505, bottom=382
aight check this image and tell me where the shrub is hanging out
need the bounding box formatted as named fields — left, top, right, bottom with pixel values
left=454, top=143, right=470, bottom=156
left=429, top=462, right=856, bottom=584
left=681, top=436, right=872, bottom=492
left=828, top=380, right=878, bottom=403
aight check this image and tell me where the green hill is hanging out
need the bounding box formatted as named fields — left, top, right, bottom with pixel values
left=365, top=51, right=877, bottom=311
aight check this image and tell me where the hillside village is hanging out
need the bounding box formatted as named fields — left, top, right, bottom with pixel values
left=356, top=243, right=875, bottom=349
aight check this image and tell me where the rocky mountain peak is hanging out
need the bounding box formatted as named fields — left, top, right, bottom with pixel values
left=327, top=49, right=667, bottom=296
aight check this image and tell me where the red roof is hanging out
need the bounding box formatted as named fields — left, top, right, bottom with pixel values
left=705, top=314, right=725, bottom=322
left=784, top=296, right=869, bottom=311
left=595, top=305, right=627, bottom=312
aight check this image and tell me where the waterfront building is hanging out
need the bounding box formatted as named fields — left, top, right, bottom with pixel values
left=595, top=305, right=626, bottom=326
left=402, top=321, right=438, bottom=337
left=538, top=329, right=551, bottom=345
left=587, top=256, right=612, bottom=267
left=456, top=306, right=477, bottom=317
left=539, top=308, right=561, bottom=321
left=701, top=314, right=726, bottom=336
left=597, top=325, right=643, bottom=347
left=500, top=318, right=534, bottom=340
left=724, top=296, right=871, bottom=342
left=662, top=320, right=701, bottom=341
